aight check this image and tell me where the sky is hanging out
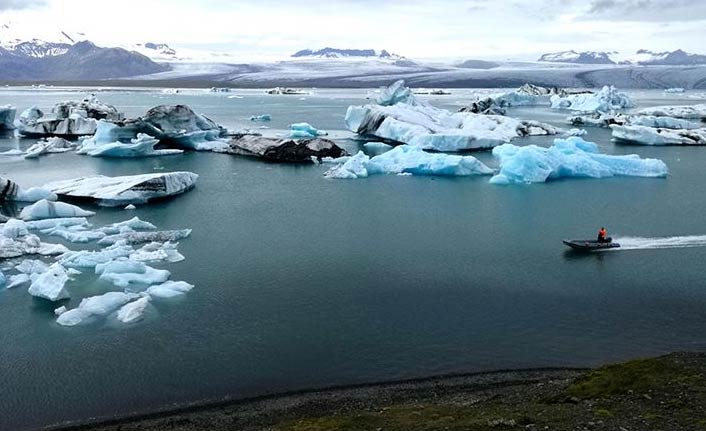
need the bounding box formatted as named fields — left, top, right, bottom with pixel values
left=0, top=0, right=705, bottom=61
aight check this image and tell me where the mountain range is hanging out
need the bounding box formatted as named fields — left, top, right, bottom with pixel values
left=538, top=49, right=706, bottom=66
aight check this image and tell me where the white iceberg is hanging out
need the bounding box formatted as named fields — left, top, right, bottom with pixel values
left=2, top=218, right=29, bottom=239
left=98, top=229, right=192, bottom=246
left=490, top=137, right=668, bottom=184
left=1, top=105, right=17, bottom=130
left=58, top=243, right=135, bottom=269
left=25, top=217, right=90, bottom=231
left=27, top=263, right=70, bottom=301
left=24, top=137, right=76, bottom=159
left=611, top=125, right=706, bottom=145
left=16, top=259, right=50, bottom=275
left=7, top=273, right=31, bottom=289
left=628, top=116, right=703, bottom=130
left=56, top=291, right=139, bottom=326
left=345, top=80, right=560, bottom=151
left=550, top=86, right=633, bottom=113
left=20, top=199, right=95, bottom=221
left=325, top=146, right=493, bottom=179
left=130, top=242, right=184, bottom=263
left=116, top=296, right=150, bottom=323
left=363, top=142, right=394, bottom=155
left=637, top=104, right=706, bottom=120
left=0, top=233, right=68, bottom=259
left=43, top=172, right=198, bottom=207
left=146, top=280, right=194, bottom=299
left=40, top=225, right=106, bottom=243
left=99, top=217, right=156, bottom=235
left=95, top=259, right=170, bottom=288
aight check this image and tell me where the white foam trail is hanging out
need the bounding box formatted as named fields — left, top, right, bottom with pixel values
left=614, top=235, right=706, bottom=251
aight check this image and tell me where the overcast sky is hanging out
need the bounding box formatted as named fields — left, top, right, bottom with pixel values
left=1, top=0, right=705, bottom=60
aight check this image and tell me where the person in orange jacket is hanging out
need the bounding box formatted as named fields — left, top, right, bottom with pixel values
left=597, top=227, right=609, bottom=243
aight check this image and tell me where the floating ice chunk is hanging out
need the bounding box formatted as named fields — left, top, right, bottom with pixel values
left=56, top=291, right=139, bottom=326
left=288, top=122, right=328, bottom=139
left=377, top=80, right=414, bottom=106
left=325, top=146, right=493, bottom=179
left=16, top=187, right=58, bottom=203
left=83, top=133, right=183, bottom=158
left=0, top=234, right=68, bottom=259
left=363, top=142, right=394, bottom=155
left=490, top=137, right=668, bottom=184
left=25, top=217, right=90, bottom=231
left=20, top=199, right=95, bottom=221
left=28, top=263, right=70, bottom=301
left=98, top=229, right=192, bottom=246
left=96, top=259, right=170, bottom=288
left=116, top=296, right=150, bottom=323
left=0, top=105, right=16, bottom=130
left=567, top=128, right=587, bottom=136
left=146, top=280, right=194, bottom=298
left=16, top=259, right=49, bottom=275
left=610, top=125, right=706, bottom=145
left=637, top=104, right=706, bottom=120
left=41, top=226, right=106, bottom=243
left=24, top=137, right=76, bottom=159
left=98, top=217, right=156, bottom=235
left=44, top=172, right=199, bottom=207
left=54, top=305, right=67, bottom=316
left=0, top=149, right=24, bottom=156
left=664, top=88, right=685, bottom=93
left=0, top=177, right=57, bottom=203
left=7, top=273, right=31, bottom=289
left=346, top=80, right=560, bottom=151
left=130, top=242, right=184, bottom=263
left=124, top=204, right=137, bottom=210
left=250, top=114, right=272, bottom=122
left=628, top=116, right=702, bottom=130
left=550, top=86, right=633, bottom=112
left=3, top=219, right=29, bottom=239
left=58, top=243, right=135, bottom=269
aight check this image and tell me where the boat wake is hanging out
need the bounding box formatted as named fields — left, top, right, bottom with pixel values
left=614, top=235, right=706, bottom=251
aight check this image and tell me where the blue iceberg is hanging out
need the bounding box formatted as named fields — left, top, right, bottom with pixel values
left=325, top=145, right=493, bottom=179
left=288, top=122, right=328, bottom=139
left=79, top=123, right=184, bottom=158
left=490, top=137, right=668, bottom=184
left=551, top=86, right=633, bottom=113
left=250, top=114, right=272, bottom=122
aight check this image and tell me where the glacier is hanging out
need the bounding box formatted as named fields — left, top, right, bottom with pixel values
left=345, top=80, right=561, bottom=151
left=20, top=199, right=95, bottom=221
left=490, top=137, right=669, bottom=184
left=325, top=146, right=493, bottom=179
left=550, top=86, right=633, bottom=113
left=43, top=172, right=198, bottom=206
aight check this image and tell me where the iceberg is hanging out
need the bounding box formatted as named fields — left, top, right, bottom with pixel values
left=288, top=122, right=328, bottom=139
left=250, top=114, right=272, bottom=122
left=24, top=137, right=77, bottom=159
left=130, top=242, right=184, bottom=263
left=58, top=243, right=135, bottom=269
left=637, top=104, right=706, bottom=120
left=95, top=259, right=170, bottom=288
left=550, top=86, right=633, bottom=112
left=223, top=134, right=347, bottom=163
left=2, top=218, right=29, bottom=239
left=664, top=88, right=685, bottom=93
left=1, top=105, right=16, bottom=130
left=345, top=80, right=560, bottom=151
left=325, top=146, right=493, bottom=179
left=140, top=104, right=228, bottom=151
left=628, top=116, right=703, bottom=130
left=16, top=96, right=124, bottom=138
left=0, top=233, right=68, bottom=259
left=56, top=291, right=139, bottom=326
left=0, top=177, right=57, bottom=203
left=7, top=274, right=31, bottom=289
left=98, top=229, right=192, bottom=246
left=490, top=137, right=668, bottom=184
left=363, top=142, right=394, bottom=155
left=116, top=296, right=150, bottom=323
left=41, top=225, right=106, bottom=243
left=81, top=131, right=183, bottom=158
left=99, top=217, right=156, bottom=235
left=27, top=263, right=70, bottom=301
left=15, top=259, right=50, bottom=275
left=146, top=280, right=194, bottom=298
left=20, top=199, right=95, bottom=221
left=611, top=125, right=706, bottom=145
left=43, top=172, right=198, bottom=206
left=25, top=217, right=90, bottom=231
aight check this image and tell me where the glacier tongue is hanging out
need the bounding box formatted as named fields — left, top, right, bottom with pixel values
left=490, top=137, right=668, bottom=184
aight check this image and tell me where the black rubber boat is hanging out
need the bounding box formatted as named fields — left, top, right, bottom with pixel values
left=563, top=238, right=620, bottom=251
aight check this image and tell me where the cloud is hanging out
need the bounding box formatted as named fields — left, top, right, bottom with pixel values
left=583, top=0, right=706, bottom=21
left=0, top=0, right=47, bottom=10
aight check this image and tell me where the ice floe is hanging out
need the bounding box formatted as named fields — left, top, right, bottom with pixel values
left=96, top=259, right=170, bottom=288
left=345, top=80, right=561, bottom=151
left=43, top=172, right=198, bottom=206
left=20, top=199, right=95, bottom=221
left=56, top=292, right=139, bottom=326
left=145, top=281, right=194, bottom=298
left=325, top=146, right=493, bottom=179
left=551, top=86, right=633, bottom=113
left=27, top=263, right=70, bottom=301
left=611, top=125, right=706, bottom=145
left=490, top=137, right=668, bottom=184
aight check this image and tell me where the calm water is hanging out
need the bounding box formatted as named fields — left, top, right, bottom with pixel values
left=1, top=87, right=706, bottom=430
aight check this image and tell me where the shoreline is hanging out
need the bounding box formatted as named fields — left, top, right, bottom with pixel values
left=45, top=352, right=706, bottom=430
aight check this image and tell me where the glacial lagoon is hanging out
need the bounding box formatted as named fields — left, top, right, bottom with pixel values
left=2, top=87, right=706, bottom=430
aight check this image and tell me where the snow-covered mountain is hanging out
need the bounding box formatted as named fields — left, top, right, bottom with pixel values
left=539, top=49, right=706, bottom=66
left=292, top=47, right=403, bottom=60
